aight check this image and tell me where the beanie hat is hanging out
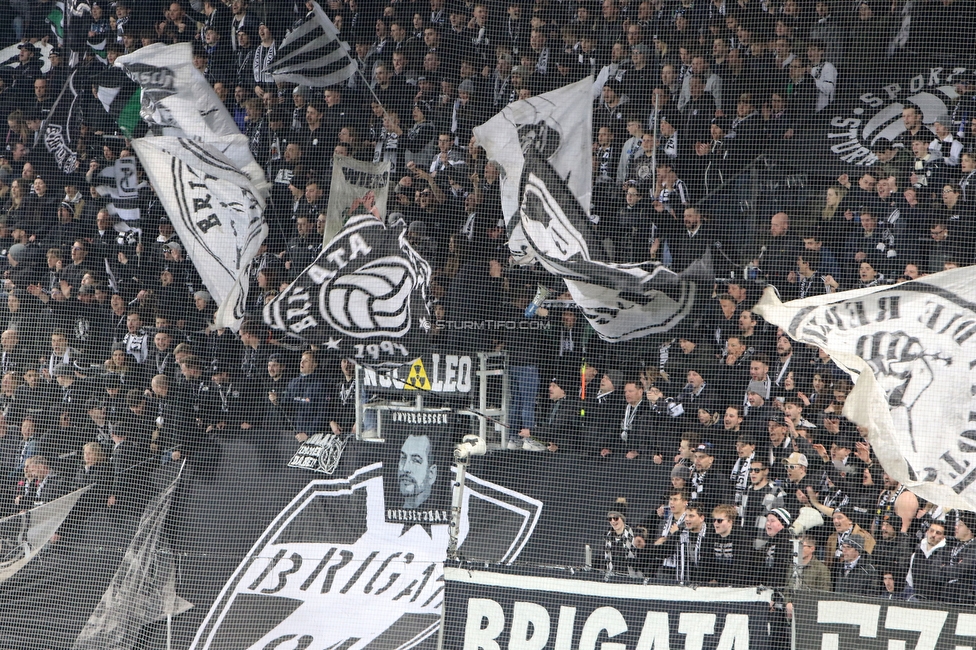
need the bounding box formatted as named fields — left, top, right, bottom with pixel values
left=957, top=510, right=976, bottom=532
left=607, top=497, right=628, bottom=522
left=769, top=507, right=792, bottom=527
left=8, top=243, right=26, bottom=264
left=843, top=533, right=866, bottom=551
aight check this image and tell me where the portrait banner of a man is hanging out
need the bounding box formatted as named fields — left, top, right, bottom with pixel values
left=382, top=410, right=452, bottom=525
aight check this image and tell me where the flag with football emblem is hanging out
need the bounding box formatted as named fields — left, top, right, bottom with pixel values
left=263, top=214, right=432, bottom=366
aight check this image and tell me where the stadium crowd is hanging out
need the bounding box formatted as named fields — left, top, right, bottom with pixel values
left=0, top=0, right=970, bottom=623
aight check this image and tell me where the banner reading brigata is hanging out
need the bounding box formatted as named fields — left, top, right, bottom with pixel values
left=443, top=568, right=772, bottom=650
left=263, top=213, right=431, bottom=361
left=794, top=591, right=976, bottom=650
left=189, top=463, right=543, bottom=650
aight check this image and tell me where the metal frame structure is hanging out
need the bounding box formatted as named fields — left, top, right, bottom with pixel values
left=353, top=352, right=509, bottom=444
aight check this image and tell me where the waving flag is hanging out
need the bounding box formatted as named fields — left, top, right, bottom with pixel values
left=73, top=466, right=192, bottom=650
left=263, top=214, right=431, bottom=365
left=755, top=269, right=976, bottom=511
left=116, top=42, right=268, bottom=194
left=92, top=67, right=142, bottom=138
left=473, top=77, right=709, bottom=342
left=131, top=137, right=268, bottom=331
left=40, top=70, right=82, bottom=175
left=0, top=486, right=89, bottom=583
left=322, top=155, right=390, bottom=245
left=265, top=0, right=357, bottom=87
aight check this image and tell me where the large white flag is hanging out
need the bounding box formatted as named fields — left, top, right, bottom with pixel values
left=755, top=269, right=976, bottom=510
left=473, top=77, right=708, bottom=342
left=0, top=486, right=89, bottom=583
left=131, top=137, right=268, bottom=331
left=116, top=42, right=268, bottom=194
left=473, top=76, right=592, bottom=254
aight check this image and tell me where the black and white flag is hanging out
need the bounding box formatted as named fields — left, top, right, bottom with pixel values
left=263, top=213, right=431, bottom=364
left=116, top=42, right=268, bottom=193
left=755, top=269, right=976, bottom=511
left=90, top=156, right=146, bottom=224
left=265, top=0, right=357, bottom=88
left=0, top=486, right=89, bottom=583
left=40, top=69, right=82, bottom=176
left=73, top=465, right=192, bottom=650
left=474, top=78, right=709, bottom=342
left=131, top=137, right=268, bottom=331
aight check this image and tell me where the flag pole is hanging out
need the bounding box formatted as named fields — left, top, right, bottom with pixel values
left=580, top=359, right=586, bottom=417
left=352, top=61, right=387, bottom=114
left=305, top=2, right=388, bottom=113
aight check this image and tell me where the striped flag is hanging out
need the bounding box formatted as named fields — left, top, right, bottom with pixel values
left=265, top=0, right=357, bottom=87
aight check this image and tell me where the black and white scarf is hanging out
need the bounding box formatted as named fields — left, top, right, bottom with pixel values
left=253, top=42, right=277, bottom=84
left=604, top=526, right=637, bottom=574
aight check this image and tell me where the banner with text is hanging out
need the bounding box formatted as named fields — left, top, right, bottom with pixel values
left=188, top=462, right=543, bottom=650
left=381, top=410, right=452, bottom=525
left=794, top=591, right=976, bottom=650
left=443, top=568, right=772, bottom=650
left=360, top=353, right=475, bottom=394
left=323, top=155, right=390, bottom=245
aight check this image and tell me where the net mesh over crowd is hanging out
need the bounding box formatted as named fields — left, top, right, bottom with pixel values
left=0, top=0, right=974, bottom=648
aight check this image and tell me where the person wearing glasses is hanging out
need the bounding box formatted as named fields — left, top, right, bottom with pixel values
left=703, top=504, right=756, bottom=586
left=740, top=458, right=786, bottom=545
left=603, top=497, right=642, bottom=577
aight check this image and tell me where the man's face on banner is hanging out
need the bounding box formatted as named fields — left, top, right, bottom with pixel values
left=398, top=434, right=436, bottom=508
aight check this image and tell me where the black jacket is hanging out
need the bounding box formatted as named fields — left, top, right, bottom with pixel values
left=908, top=542, right=948, bottom=601
left=702, top=528, right=758, bottom=586
left=602, top=400, right=654, bottom=456
left=532, top=396, right=585, bottom=454
left=834, top=557, right=879, bottom=596
left=945, top=539, right=976, bottom=604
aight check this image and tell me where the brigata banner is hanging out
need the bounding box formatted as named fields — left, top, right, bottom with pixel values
left=189, top=462, right=543, bottom=650
left=794, top=591, right=976, bottom=650
left=442, top=567, right=772, bottom=650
